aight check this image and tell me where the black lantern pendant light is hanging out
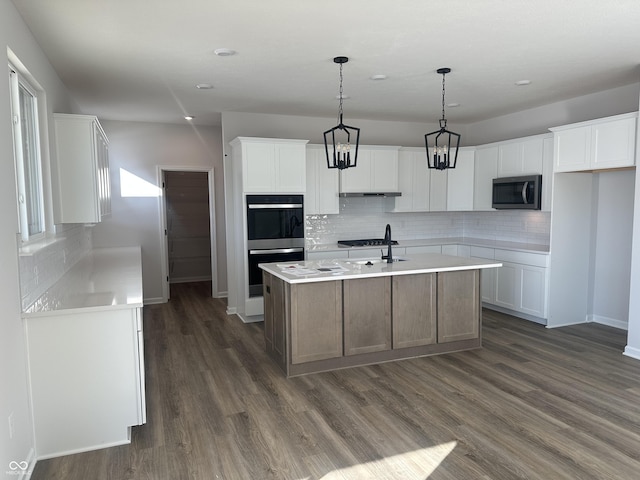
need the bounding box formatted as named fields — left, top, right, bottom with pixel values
left=324, top=56, right=360, bottom=170
left=425, top=67, right=461, bottom=170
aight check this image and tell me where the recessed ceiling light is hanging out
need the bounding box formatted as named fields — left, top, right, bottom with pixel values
left=184, top=115, right=194, bottom=121
left=515, top=80, right=531, bottom=86
left=214, top=48, right=236, bottom=57
left=370, top=74, right=387, bottom=81
left=195, top=83, right=213, bottom=89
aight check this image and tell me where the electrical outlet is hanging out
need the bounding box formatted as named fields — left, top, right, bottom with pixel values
left=8, top=412, right=15, bottom=439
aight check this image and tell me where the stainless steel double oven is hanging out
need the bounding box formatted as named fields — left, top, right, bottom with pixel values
left=246, top=194, right=304, bottom=297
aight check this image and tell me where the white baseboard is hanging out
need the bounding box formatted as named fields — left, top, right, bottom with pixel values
left=237, top=313, right=264, bottom=324
left=587, top=314, right=628, bottom=331
left=226, top=306, right=237, bottom=315
left=144, top=297, right=165, bottom=305
left=482, top=303, right=547, bottom=325
left=169, top=276, right=211, bottom=284
left=13, top=447, right=35, bottom=480
left=36, top=439, right=130, bottom=461
left=623, top=345, right=640, bottom=361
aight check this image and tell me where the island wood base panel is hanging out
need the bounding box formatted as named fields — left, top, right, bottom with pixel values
left=285, top=337, right=481, bottom=377
left=263, top=269, right=482, bottom=377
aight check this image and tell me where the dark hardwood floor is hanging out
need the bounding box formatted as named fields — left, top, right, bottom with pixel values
left=31, top=282, right=640, bottom=479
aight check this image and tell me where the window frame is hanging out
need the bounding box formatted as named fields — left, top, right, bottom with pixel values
left=9, top=62, right=46, bottom=244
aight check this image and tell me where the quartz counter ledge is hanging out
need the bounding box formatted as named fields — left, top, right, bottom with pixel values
left=23, top=246, right=143, bottom=317
left=259, top=253, right=502, bottom=284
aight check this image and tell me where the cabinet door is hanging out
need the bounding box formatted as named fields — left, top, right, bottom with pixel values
left=554, top=126, right=590, bottom=172
left=473, top=146, right=498, bottom=210
left=243, top=142, right=276, bottom=192
left=370, top=148, right=399, bottom=191
left=340, top=149, right=372, bottom=192
left=494, top=262, right=518, bottom=310
left=591, top=117, right=637, bottom=170
left=497, top=142, right=521, bottom=177
left=54, top=114, right=107, bottom=223
left=429, top=169, right=448, bottom=211
left=521, top=138, right=544, bottom=174
left=344, top=277, right=391, bottom=355
left=542, top=137, right=553, bottom=211
left=519, top=264, right=547, bottom=318
left=306, top=146, right=339, bottom=214
left=94, top=124, right=111, bottom=217
left=393, top=149, right=429, bottom=212
left=447, top=149, right=475, bottom=211
left=276, top=143, right=306, bottom=192
left=290, top=281, right=342, bottom=363
left=480, top=268, right=496, bottom=304
left=437, top=270, right=480, bottom=343
left=392, top=274, right=436, bottom=348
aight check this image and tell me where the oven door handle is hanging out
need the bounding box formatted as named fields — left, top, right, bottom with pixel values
left=249, top=247, right=304, bottom=255
left=248, top=204, right=303, bottom=209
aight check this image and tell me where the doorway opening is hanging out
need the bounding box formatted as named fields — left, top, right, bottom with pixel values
left=159, top=167, right=217, bottom=301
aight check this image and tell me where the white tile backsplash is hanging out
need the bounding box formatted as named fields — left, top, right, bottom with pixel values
left=306, top=198, right=550, bottom=246
left=19, top=225, right=93, bottom=311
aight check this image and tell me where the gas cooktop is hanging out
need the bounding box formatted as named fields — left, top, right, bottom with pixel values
left=338, top=239, right=399, bottom=247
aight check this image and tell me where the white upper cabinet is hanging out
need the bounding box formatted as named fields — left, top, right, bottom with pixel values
left=305, top=145, right=340, bottom=215
left=53, top=113, right=111, bottom=224
left=339, top=146, right=400, bottom=193
left=446, top=148, right=475, bottom=211
left=474, top=134, right=552, bottom=212
left=231, top=137, right=308, bottom=193
left=498, top=137, right=545, bottom=177
left=429, top=169, right=448, bottom=211
left=473, top=146, right=498, bottom=211
left=551, top=112, right=637, bottom=172
left=389, top=148, right=430, bottom=212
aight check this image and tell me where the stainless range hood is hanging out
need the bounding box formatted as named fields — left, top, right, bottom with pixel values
left=338, top=192, right=402, bottom=198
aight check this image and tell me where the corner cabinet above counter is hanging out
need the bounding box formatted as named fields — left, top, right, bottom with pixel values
left=550, top=112, right=637, bottom=173
left=260, top=254, right=501, bottom=376
left=23, top=247, right=145, bottom=459
left=230, top=137, right=308, bottom=193
left=53, top=113, right=111, bottom=223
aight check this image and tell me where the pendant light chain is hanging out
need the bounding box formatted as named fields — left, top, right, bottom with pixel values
left=441, top=71, right=446, bottom=124
left=338, top=61, right=344, bottom=124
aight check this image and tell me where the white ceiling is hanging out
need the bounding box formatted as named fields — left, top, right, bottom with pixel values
left=11, top=0, right=640, bottom=127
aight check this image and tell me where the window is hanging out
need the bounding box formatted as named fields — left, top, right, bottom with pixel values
left=9, top=63, right=45, bottom=242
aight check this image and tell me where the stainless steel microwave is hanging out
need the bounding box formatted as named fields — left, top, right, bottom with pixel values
left=492, top=175, right=542, bottom=210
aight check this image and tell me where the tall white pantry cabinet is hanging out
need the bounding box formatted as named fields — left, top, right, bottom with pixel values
left=53, top=113, right=111, bottom=223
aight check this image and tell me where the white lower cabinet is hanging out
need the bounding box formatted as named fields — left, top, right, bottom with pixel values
left=471, top=246, right=548, bottom=322
left=25, top=307, right=145, bottom=458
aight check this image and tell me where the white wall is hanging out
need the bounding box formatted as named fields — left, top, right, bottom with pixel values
left=590, top=171, right=635, bottom=328
left=1, top=0, right=75, bottom=471
left=92, top=121, right=226, bottom=302
left=467, top=83, right=640, bottom=145
left=625, top=88, right=640, bottom=360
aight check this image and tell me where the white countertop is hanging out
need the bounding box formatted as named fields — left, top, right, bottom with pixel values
left=260, top=253, right=502, bottom=284
left=23, top=246, right=143, bottom=317
left=306, top=237, right=549, bottom=254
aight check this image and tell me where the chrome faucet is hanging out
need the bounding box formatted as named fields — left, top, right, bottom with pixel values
left=382, top=224, right=393, bottom=263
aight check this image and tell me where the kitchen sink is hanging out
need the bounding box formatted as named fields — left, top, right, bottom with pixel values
left=350, top=258, right=408, bottom=265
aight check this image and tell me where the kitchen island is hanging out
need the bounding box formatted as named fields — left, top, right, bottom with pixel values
left=259, top=253, right=502, bottom=377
